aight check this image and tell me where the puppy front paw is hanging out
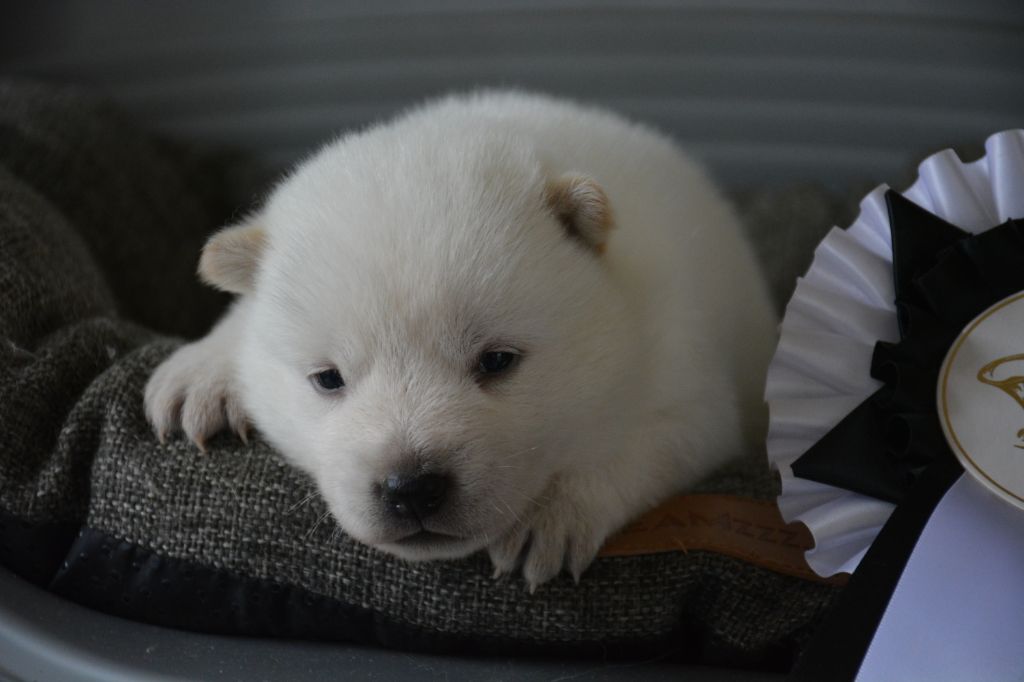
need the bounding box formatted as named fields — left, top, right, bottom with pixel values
left=144, top=341, right=248, bottom=451
left=488, top=477, right=609, bottom=592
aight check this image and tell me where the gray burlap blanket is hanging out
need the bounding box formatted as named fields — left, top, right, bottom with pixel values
left=0, top=80, right=846, bottom=669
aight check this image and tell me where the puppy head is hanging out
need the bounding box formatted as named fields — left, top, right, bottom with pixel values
left=205, top=130, right=634, bottom=560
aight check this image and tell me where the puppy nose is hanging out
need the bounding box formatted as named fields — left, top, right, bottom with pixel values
left=382, top=473, right=451, bottom=520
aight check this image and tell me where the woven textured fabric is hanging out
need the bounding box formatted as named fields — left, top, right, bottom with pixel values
left=0, top=80, right=842, bottom=668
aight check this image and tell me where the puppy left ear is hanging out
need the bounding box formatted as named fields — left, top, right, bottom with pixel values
left=545, top=174, right=614, bottom=254
left=197, top=220, right=267, bottom=294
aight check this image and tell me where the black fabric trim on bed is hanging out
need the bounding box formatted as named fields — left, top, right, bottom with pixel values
left=0, top=510, right=680, bottom=659
left=0, top=509, right=810, bottom=670
left=0, top=508, right=78, bottom=588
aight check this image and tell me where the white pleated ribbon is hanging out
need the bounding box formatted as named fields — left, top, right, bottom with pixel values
left=766, top=129, right=1024, bottom=577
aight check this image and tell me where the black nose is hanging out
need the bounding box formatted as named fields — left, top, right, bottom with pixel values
left=381, top=473, right=451, bottom=520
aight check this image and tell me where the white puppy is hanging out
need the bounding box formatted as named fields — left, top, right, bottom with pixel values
left=145, top=91, right=776, bottom=590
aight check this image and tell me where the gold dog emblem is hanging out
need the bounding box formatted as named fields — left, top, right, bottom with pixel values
left=977, top=354, right=1024, bottom=450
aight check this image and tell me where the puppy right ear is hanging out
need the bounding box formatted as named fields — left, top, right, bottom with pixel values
left=544, top=174, right=614, bottom=254
left=197, top=221, right=267, bottom=294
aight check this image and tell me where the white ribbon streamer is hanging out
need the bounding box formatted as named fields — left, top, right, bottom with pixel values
left=855, top=474, right=1024, bottom=682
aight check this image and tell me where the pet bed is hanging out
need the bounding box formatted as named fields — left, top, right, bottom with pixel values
left=0, top=80, right=843, bottom=671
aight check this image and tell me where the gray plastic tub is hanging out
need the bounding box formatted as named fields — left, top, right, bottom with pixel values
left=1, top=2, right=1021, bottom=679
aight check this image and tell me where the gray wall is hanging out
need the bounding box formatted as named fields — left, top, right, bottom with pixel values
left=3, top=0, right=1023, bottom=189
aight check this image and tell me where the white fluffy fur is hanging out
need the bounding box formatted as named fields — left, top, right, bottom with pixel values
left=145, top=91, right=777, bottom=590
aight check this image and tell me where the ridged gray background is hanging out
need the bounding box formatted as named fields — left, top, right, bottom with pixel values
left=3, top=0, right=1023, bottom=189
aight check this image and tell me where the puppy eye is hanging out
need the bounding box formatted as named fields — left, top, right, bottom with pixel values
left=311, top=368, right=345, bottom=393
left=477, top=350, right=519, bottom=376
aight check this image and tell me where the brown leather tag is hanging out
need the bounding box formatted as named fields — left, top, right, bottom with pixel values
left=598, top=494, right=848, bottom=585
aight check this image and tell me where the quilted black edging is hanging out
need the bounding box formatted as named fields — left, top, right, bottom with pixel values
left=41, top=523, right=695, bottom=661
left=0, top=508, right=78, bottom=587
left=1, top=509, right=816, bottom=669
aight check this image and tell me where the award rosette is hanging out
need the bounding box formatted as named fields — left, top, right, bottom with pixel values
left=766, top=129, right=1024, bottom=679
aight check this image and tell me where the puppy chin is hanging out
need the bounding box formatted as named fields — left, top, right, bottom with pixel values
left=376, top=532, right=484, bottom=561
left=338, top=507, right=494, bottom=561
